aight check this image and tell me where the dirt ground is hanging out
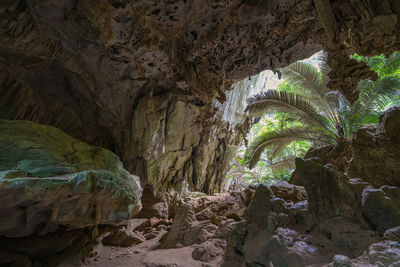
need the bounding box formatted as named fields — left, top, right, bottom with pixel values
left=80, top=230, right=220, bottom=267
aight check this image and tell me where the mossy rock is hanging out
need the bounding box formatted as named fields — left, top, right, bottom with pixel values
left=0, top=119, right=142, bottom=238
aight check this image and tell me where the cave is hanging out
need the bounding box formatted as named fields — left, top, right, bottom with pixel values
left=0, top=0, right=400, bottom=266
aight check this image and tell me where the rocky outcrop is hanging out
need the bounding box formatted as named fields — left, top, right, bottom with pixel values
left=296, top=159, right=363, bottom=222
left=83, top=192, right=248, bottom=266
left=225, top=184, right=336, bottom=266
left=161, top=193, right=246, bottom=248
left=0, top=119, right=142, bottom=265
left=292, top=106, right=400, bottom=189
left=349, top=107, right=400, bottom=188
left=329, top=241, right=400, bottom=267
left=312, top=0, right=400, bottom=103
left=270, top=181, right=307, bottom=203
left=362, top=186, right=400, bottom=234
left=225, top=107, right=400, bottom=266
left=136, top=185, right=180, bottom=219
left=100, top=217, right=173, bottom=247
left=224, top=171, right=389, bottom=266
left=83, top=178, right=399, bottom=266
left=159, top=192, right=247, bottom=264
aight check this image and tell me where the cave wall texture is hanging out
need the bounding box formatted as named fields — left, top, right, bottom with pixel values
left=1, top=0, right=400, bottom=195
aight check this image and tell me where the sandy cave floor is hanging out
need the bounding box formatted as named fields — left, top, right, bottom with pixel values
left=73, top=231, right=220, bottom=267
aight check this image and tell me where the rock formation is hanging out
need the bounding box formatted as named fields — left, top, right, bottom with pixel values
left=1, top=0, right=400, bottom=265
left=0, top=119, right=142, bottom=265
left=223, top=107, right=400, bottom=266
left=84, top=192, right=248, bottom=266
left=2, top=106, right=400, bottom=265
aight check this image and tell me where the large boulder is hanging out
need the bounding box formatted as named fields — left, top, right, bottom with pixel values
left=378, top=106, right=400, bottom=143
left=350, top=121, right=400, bottom=188
left=0, top=120, right=142, bottom=264
left=160, top=201, right=197, bottom=248
left=296, top=158, right=362, bottom=222
left=362, top=186, right=400, bottom=234
left=270, top=181, right=307, bottom=203
left=136, top=185, right=180, bottom=219
left=244, top=184, right=274, bottom=226
left=289, top=140, right=353, bottom=186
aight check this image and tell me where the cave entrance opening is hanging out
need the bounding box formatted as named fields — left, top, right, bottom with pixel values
left=223, top=50, right=400, bottom=192
left=223, top=51, right=326, bottom=192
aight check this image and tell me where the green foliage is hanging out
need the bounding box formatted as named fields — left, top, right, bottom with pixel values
left=244, top=125, right=330, bottom=169
left=246, top=90, right=334, bottom=133
left=346, top=51, right=400, bottom=136
left=245, top=52, right=400, bottom=171
left=225, top=135, right=301, bottom=190
left=271, top=169, right=292, bottom=182
left=244, top=60, right=341, bottom=172
left=225, top=51, right=400, bottom=190
left=351, top=52, right=400, bottom=78
left=225, top=149, right=258, bottom=191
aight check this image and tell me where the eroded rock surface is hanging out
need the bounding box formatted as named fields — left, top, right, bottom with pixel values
left=86, top=192, right=248, bottom=267
left=0, top=120, right=142, bottom=265
left=225, top=184, right=352, bottom=266
left=293, top=106, right=400, bottom=189
left=161, top=193, right=246, bottom=251
left=224, top=108, right=400, bottom=266
left=349, top=107, right=400, bottom=188
left=270, top=181, right=307, bottom=203
left=1, top=1, right=400, bottom=266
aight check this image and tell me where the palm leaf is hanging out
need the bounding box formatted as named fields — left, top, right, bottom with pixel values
left=244, top=126, right=334, bottom=169
left=381, top=52, right=400, bottom=75
left=279, top=60, right=342, bottom=127
left=269, top=157, right=296, bottom=172
left=357, top=77, right=400, bottom=111
left=271, top=141, right=291, bottom=159
left=315, top=51, right=330, bottom=84
left=279, top=61, right=328, bottom=99
left=246, top=90, right=336, bottom=135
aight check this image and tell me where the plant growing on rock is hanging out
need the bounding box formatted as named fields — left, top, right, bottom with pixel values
left=244, top=53, right=400, bottom=169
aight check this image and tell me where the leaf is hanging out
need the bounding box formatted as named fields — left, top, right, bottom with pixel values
left=269, top=157, right=296, bottom=172
left=381, top=51, right=400, bottom=75
left=279, top=61, right=328, bottom=99
left=246, top=90, right=336, bottom=135
left=244, top=126, right=334, bottom=169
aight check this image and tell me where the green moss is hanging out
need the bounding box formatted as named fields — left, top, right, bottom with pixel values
left=0, top=119, right=141, bottom=204
left=0, top=170, right=25, bottom=179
